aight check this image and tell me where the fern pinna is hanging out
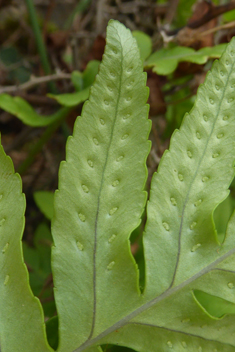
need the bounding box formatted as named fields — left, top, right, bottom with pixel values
left=1, top=20, right=235, bottom=352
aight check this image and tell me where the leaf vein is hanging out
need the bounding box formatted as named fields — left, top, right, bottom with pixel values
left=127, top=322, right=235, bottom=347
left=73, top=247, right=235, bottom=352
left=87, top=31, right=124, bottom=341
left=170, top=60, right=234, bottom=288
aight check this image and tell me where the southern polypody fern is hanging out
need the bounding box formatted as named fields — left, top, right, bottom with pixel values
left=1, top=20, right=235, bottom=352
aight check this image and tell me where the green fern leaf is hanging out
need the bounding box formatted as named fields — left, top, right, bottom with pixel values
left=144, top=37, right=235, bottom=297
left=95, top=36, right=235, bottom=351
left=52, top=21, right=235, bottom=352
left=146, top=44, right=227, bottom=75
left=0, top=140, right=52, bottom=352
left=0, top=94, right=69, bottom=127
left=51, top=20, right=150, bottom=352
left=2, top=19, right=235, bottom=352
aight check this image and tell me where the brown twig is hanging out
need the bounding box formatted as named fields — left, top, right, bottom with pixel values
left=188, top=1, right=235, bottom=30
left=193, top=20, right=235, bottom=40
left=0, top=72, right=72, bottom=94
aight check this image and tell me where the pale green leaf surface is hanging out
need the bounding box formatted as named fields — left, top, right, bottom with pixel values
left=71, top=71, right=83, bottom=91
left=0, top=94, right=64, bottom=126
left=198, top=44, right=228, bottom=58
left=132, top=31, right=152, bottom=61
left=0, top=140, right=52, bottom=352
left=48, top=87, right=90, bottom=107
left=99, top=37, right=235, bottom=351
left=87, top=347, right=102, bottom=352
left=97, top=216, right=235, bottom=351
left=82, top=60, right=100, bottom=88
left=51, top=20, right=150, bottom=352
left=100, top=317, right=235, bottom=352
left=193, top=289, right=235, bottom=318
left=144, top=38, right=235, bottom=297
left=213, top=193, right=234, bottom=243
left=0, top=19, right=233, bottom=352
left=73, top=36, right=235, bottom=352
left=146, top=44, right=227, bottom=75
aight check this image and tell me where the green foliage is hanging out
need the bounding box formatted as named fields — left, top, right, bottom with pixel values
left=146, top=44, right=227, bottom=75
left=132, top=31, right=152, bottom=61
left=174, top=0, right=196, bottom=27
left=223, top=8, right=235, bottom=22
left=34, top=191, right=54, bottom=220
left=23, top=223, right=55, bottom=317
left=51, top=19, right=150, bottom=352
left=0, top=94, right=66, bottom=127
left=173, top=0, right=218, bottom=27
left=164, top=76, right=195, bottom=132
left=214, top=194, right=235, bottom=243
left=0, top=142, right=51, bottom=351
left=0, top=29, right=226, bottom=126
left=1, top=20, right=235, bottom=352
left=49, top=61, right=100, bottom=107
left=0, top=62, right=99, bottom=125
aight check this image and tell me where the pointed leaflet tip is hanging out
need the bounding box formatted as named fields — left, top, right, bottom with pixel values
left=93, top=36, right=235, bottom=352
left=52, top=20, right=150, bottom=352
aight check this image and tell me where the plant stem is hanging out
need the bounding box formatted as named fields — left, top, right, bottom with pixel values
left=64, top=0, right=92, bottom=29
left=24, top=0, right=71, bottom=141
left=24, top=0, right=57, bottom=93
left=17, top=107, right=71, bottom=175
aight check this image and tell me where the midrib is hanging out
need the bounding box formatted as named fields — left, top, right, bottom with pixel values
left=74, top=43, right=235, bottom=352
left=170, top=59, right=233, bottom=287
left=87, top=34, right=124, bottom=341
left=74, top=246, right=235, bottom=352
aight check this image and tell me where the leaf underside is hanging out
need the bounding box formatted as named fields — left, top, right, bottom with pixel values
left=0, top=94, right=66, bottom=126
left=1, top=20, right=235, bottom=352
left=52, top=22, right=235, bottom=352
left=146, top=44, right=227, bottom=75
left=0, top=142, right=52, bottom=352
left=51, top=20, right=150, bottom=352
left=104, top=37, right=235, bottom=351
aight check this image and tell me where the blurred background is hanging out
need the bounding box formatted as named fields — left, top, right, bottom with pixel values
left=0, top=0, right=235, bottom=350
